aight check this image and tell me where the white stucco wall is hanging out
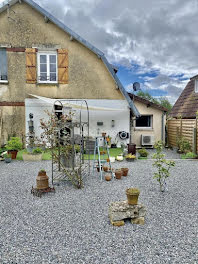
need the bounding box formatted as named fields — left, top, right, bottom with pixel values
left=25, top=99, right=130, bottom=147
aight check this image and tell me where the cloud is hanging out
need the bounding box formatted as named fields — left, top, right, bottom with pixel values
left=1, top=0, right=197, bottom=103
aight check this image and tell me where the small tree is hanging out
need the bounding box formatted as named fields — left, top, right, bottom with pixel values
left=152, top=141, right=175, bottom=192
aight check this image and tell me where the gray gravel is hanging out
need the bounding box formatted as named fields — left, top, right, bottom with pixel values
left=0, top=156, right=197, bottom=264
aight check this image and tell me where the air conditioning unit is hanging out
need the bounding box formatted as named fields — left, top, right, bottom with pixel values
left=141, top=135, right=155, bottom=146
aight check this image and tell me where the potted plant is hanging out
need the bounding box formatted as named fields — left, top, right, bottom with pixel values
left=103, top=166, right=109, bottom=172
left=126, top=188, right=140, bottom=205
left=6, top=137, right=23, bottom=159
left=116, top=154, right=124, bottom=161
left=36, top=169, right=49, bottom=190
left=105, top=173, right=112, bottom=181
left=121, top=167, right=129, bottom=176
left=138, top=148, right=148, bottom=159
left=22, top=147, right=43, bottom=161
left=115, top=169, right=122, bottom=179
left=4, top=153, right=12, bottom=163
left=125, top=154, right=136, bottom=162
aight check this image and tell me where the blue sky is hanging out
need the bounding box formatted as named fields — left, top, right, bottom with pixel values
left=1, top=0, right=197, bottom=103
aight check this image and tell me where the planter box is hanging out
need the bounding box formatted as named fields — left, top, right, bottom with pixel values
left=22, top=153, right=43, bottom=161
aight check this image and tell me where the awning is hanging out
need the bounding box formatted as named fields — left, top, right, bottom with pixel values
left=29, top=94, right=125, bottom=111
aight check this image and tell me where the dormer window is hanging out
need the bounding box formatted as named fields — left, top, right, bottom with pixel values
left=195, top=79, right=198, bottom=93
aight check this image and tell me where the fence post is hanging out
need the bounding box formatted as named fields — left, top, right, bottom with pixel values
left=193, top=128, right=197, bottom=154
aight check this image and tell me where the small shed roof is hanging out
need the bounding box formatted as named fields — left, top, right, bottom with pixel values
left=169, top=79, right=198, bottom=119
left=128, top=93, right=168, bottom=112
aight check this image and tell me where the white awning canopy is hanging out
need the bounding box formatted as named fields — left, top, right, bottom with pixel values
left=29, top=94, right=125, bottom=111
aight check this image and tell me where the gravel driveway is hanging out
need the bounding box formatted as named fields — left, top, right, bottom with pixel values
left=0, top=157, right=197, bottom=264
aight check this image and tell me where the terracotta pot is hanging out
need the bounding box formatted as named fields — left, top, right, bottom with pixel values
left=106, top=158, right=110, bottom=162
left=105, top=174, right=112, bottom=181
left=36, top=171, right=49, bottom=190
left=121, top=168, right=129, bottom=176
left=8, top=150, right=18, bottom=159
left=126, top=188, right=140, bottom=205
left=115, top=169, right=122, bottom=179
left=103, top=166, right=108, bottom=172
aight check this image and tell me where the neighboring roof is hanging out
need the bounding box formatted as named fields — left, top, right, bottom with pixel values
left=0, top=0, right=140, bottom=117
left=169, top=79, right=198, bottom=118
left=128, top=93, right=168, bottom=112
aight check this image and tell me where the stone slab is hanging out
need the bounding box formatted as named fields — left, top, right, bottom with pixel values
left=109, top=200, right=146, bottom=222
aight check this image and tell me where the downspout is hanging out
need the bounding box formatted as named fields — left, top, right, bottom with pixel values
left=161, top=112, right=166, bottom=143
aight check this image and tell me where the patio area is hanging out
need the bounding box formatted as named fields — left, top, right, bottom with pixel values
left=0, top=156, right=197, bottom=264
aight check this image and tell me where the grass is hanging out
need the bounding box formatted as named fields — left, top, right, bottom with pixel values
left=16, top=149, right=52, bottom=161
left=84, top=148, right=122, bottom=160
left=16, top=148, right=123, bottom=161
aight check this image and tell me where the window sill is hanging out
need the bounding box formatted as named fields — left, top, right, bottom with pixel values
left=134, top=127, right=153, bottom=131
left=37, top=82, right=59, bottom=86
left=0, top=80, right=8, bottom=84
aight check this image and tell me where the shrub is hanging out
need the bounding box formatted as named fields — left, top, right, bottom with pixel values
left=6, top=137, right=23, bottom=151
left=184, top=152, right=197, bottom=159
left=32, top=147, right=43, bottom=154
left=152, top=141, right=175, bottom=192
left=138, top=148, right=148, bottom=157
left=176, top=136, right=191, bottom=153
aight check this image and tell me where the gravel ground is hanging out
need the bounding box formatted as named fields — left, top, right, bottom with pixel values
left=0, top=155, right=197, bottom=264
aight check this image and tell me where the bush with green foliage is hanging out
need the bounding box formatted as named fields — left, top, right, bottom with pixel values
left=176, top=136, right=191, bottom=153
left=6, top=137, right=23, bottom=151
left=182, top=152, right=197, bottom=159
left=152, top=141, right=175, bottom=192
left=32, top=147, right=43, bottom=154
left=138, top=148, right=148, bottom=157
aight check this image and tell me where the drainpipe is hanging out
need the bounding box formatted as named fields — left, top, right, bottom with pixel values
left=161, top=112, right=166, bottom=143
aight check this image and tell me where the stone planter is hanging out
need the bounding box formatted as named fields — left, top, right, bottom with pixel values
left=121, top=168, right=129, bottom=176
left=126, top=188, right=140, bottom=205
left=22, top=153, right=43, bottom=161
left=115, top=169, right=122, bottom=179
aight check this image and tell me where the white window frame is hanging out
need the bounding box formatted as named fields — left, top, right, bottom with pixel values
left=37, top=51, right=58, bottom=84
left=135, top=115, right=153, bottom=130
left=195, top=80, right=198, bottom=93
left=0, top=48, right=8, bottom=83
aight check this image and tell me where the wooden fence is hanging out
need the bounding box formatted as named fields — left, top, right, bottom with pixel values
left=167, top=119, right=198, bottom=153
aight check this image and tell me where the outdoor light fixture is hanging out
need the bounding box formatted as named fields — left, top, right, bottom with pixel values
left=111, top=120, right=115, bottom=127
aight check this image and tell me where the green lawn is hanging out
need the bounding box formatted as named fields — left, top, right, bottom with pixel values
left=16, top=149, right=52, bottom=161
left=84, top=148, right=123, bottom=160
left=16, top=148, right=123, bottom=161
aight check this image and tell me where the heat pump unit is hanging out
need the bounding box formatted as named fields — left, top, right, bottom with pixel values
left=141, top=135, right=155, bottom=146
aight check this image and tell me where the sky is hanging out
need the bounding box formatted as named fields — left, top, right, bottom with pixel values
left=1, top=0, right=198, bottom=103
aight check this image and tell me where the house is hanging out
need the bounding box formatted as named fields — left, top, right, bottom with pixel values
left=0, top=0, right=166, bottom=148
left=129, top=94, right=167, bottom=147
left=168, top=75, right=198, bottom=151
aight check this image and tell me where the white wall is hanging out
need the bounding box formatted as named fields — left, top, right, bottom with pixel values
left=25, top=99, right=130, bottom=147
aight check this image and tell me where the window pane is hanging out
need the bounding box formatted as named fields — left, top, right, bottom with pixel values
left=50, top=64, right=56, bottom=73
left=136, top=116, right=151, bottom=127
left=40, top=64, right=47, bottom=72
left=40, top=55, right=47, bottom=63
left=50, top=55, right=56, bottom=63
left=0, top=48, right=8, bottom=80
left=40, top=73, right=47, bottom=81
left=50, top=73, right=56, bottom=81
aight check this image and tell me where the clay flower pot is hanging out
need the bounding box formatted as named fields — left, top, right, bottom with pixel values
left=105, top=174, right=112, bottom=181
left=126, top=188, right=140, bottom=205
left=8, top=150, right=18, bottom=159
left=103, top=166, right=108, bottom=172
left=115, top=169, right=122, bottom=179
left=106, top=158, right=110, bottom=162
left=121, top=168, right=129, bottom=176
left=36, top=170, right=49, bottom=190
